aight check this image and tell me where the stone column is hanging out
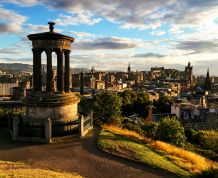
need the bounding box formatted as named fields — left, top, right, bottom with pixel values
left=46, top=50, right=53, bottom=92
left=80, top=115, right=84, bottom=137
left=45, top=117, right=52, bottom=143
left=64, top=50, right=70, bottom=92
left=90, top=110, right=94, bottom=129
left=33, top=49, right=42, bottom=92
left=57, top=50, right=64, bottom=92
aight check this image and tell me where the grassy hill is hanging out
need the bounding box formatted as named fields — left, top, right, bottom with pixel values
left=0, top=161, right=82, bottom=178
left=98, top=125, right=218, bottom=177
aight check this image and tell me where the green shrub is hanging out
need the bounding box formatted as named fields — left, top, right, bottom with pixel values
left=109, top=116, right=123, bottom=128
left=185, top=128, right=196, bottom=142
left=193, top=130, right=218, bottom=152
left=94, top=92, right=122, bottom=123
left=122, top=122, right=143, bottom=134
left=141, top=122, right=158, bottom=139
left=156, top=116, right=186, bottom=146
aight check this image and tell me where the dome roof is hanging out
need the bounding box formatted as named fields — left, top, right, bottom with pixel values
left=27, top=22, right=74, bottom=42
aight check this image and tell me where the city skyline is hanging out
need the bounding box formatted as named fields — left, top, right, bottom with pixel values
left=0, top=1, right=218, bottom=75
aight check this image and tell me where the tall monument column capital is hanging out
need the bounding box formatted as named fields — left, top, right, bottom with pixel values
left=64, top=50, right=71, bottom=55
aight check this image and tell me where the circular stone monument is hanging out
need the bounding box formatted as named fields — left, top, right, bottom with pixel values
left=23, top=22, right=80, bottom=124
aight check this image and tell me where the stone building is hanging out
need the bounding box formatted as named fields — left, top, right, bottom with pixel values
left=0, top=81, right=18, bottom=97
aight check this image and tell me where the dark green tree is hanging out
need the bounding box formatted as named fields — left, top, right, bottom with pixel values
left=94, top=92, right=122, bottom=123
left=133, top=92, right=150, bottom=117
left=79, top=96, right=94, bottom=115
left=119, top=90, right=150, bottom=117
left=153, top=96, right=172, bottom=113
left=119, top=90, right=135, bottom=116
left=156, top=116, right=186, bottom=146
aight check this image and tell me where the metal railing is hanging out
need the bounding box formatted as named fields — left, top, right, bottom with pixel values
left=52, top=119, right=80, bottom=137
left=18, top=122, right=45, bottom=138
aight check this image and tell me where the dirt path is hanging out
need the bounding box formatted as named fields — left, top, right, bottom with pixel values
left=0, top=129, right=178, bottom=178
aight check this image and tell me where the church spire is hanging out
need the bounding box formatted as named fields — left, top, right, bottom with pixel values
left=188, top=61, right=191, bottom=67
left=204, top=68, right=211, bottom=91
left=206, top=68, right=210, bottom=79
left=127, top=62, right=131, bottom=73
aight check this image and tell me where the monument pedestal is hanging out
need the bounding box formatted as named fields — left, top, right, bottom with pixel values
left=23, top=92, right=80, bottom=123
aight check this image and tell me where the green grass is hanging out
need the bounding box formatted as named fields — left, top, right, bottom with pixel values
left=0, top=128, right=12, bottom=143
left=98, top=125, right=218, bottom=177
left=98, top=129, right=190, bottom=177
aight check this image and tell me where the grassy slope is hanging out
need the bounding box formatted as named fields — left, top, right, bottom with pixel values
left=0, top=161, right=82, bottom=178
left=98, top=125, right=218, bottom=177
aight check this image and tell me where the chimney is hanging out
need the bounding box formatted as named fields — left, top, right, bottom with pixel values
left=146, top=106, right=153, bottom=123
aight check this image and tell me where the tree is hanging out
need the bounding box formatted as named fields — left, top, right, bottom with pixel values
left=153, top=95, right=172, bottom=113
left=156, top=116, right=186, bottom=146
left=94, top=92, right=122, bottom=123
left=119, top=90, right=136, bottom=116
left=79, top=96, right=94, bottom=115
left=133, top=92, right=150, bottom=117
left=119, top=90, right=150, bottom=117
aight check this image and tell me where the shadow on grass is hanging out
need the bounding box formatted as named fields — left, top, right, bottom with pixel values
left=192, top=169, right=218, bottom=178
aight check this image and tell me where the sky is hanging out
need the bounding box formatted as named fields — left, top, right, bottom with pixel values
left=0, top=0, right=218, bottom=75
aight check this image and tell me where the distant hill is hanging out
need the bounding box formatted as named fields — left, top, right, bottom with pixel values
left=0, top=63, right=90, bottom=73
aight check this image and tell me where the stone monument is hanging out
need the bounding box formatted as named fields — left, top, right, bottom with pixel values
left=23, top=22, right=80, bottom=124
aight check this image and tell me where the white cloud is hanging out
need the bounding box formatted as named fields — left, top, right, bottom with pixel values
left=0, top=7, right=27, bottom=34
left=0, top=0, right=37, bottom=6
left=55, top=12, right=102, bottom=26
left=68, top=31, right=96, bottom=38
left=151, top=30, right=166, bottom=36
left=74, top=36, right=145, bottom=50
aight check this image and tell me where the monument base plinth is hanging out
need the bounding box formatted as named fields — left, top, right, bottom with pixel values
left=23, top=92, right=80, bottom=123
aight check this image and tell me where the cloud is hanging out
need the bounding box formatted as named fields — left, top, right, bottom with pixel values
left=68, top=31, right=96, bottom=38
left=0, top=7, right=27, bottom=34
left=176, top=40, right=218, bottom=54
left=133, top=53, right=166, bottom=58
left=0, top=0, right=37, bottom=6
left=34, top=0, right=218, bottom=31
left=2, top=0, right=218, bottom=31
left=151, top=30, right=166, bottom=36
left=0, top=48, right=23, bottom=54
left=25, top=24, right=48, bottom=33
left=55, top=12, right=102, bottom=26
left=74, top=37, right=144, bottom=50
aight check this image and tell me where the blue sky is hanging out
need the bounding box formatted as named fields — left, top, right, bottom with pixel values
left=0, top=0, right=218, bottom=75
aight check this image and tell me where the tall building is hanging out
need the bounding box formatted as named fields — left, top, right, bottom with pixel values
left=184, top=61, right=193, bottom=87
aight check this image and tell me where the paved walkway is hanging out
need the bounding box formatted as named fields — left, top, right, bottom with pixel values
left=0, top=129, right=178, bottom=178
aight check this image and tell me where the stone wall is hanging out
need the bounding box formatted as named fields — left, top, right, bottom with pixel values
left=25, top=103, right=78, bottom=123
